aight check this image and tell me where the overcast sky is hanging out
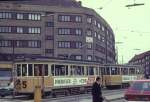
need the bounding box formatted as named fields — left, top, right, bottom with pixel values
left=78, top=0, right=150, bottom=63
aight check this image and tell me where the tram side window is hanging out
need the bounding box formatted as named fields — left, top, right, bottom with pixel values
left=106, top=67, right=110, bottom=75
left=95, top=67, right=98, bottom=75
left=111, top=67, right=120, bottom=75
left=87, top=66, right=94, bottom=75
left=34, top=64, right=42, bottom=76
left=70, top=65, right=84, bottom=75
left=111, top=67, right=116, bottom=75
left=136, top=68, right=140, bottom=74
left=51, top=64, right=54, bottom=76
left=129, top=68, right=135, bottom=75
left=44, top=64, right=48, bottom=76
left=22, top=64, right=27, bottom=76
left=101, top=67, right=106, bottom=75
left=28, top=64, right=33, bottom=76
left=17, top=64, right=21, bottom=76
left=55, top=65, right=68, bottom=76
left=122, top=68, right=128, bottom=75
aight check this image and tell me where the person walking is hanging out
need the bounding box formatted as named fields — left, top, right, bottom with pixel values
left=92, top=76, right=103, bottom=102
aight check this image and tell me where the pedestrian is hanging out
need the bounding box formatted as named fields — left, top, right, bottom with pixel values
left=92, top=76, right=103, bottom=102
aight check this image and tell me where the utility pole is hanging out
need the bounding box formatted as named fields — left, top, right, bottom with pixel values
left=12, top=40, right=16, bottom=98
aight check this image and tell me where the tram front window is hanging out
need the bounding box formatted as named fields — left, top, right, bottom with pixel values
left=17, top=64, right=21, bottom=76
left=22, top=64, right=27, bottom=76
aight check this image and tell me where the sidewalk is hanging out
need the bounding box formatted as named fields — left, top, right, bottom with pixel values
left=104, top=93, right=124, bottom=101
left=76, top=93, right=124, bottom=102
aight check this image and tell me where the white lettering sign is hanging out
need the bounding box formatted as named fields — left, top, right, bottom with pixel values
left=122, top=75, right=138, bottom=82
left=54, top=77, right=95, bottom=87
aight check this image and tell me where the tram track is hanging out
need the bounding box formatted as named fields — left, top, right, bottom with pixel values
left=0, top=89, right=125, bottom=101
left=43, top=89, right=125, bottom=101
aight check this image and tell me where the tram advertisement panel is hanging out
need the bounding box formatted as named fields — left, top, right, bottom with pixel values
left=122, top=75, right=137, bottom=82
left=54, top=77, right=95, bottom=87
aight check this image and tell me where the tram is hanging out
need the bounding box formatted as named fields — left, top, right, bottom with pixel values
left=0, top=61, right=12, bottom=87
left=13, top=58, right=143, bottom=96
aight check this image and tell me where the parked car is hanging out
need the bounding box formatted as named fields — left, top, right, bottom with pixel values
left=0, top=82, right=14, bottom=97
left=124, top=79, right=150, bottom=101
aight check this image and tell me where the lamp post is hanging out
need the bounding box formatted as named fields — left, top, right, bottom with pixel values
left=12, top=40, right=16, bottom=98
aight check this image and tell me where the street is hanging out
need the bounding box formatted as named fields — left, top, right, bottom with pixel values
left=0, top=89, right=125, bottom=102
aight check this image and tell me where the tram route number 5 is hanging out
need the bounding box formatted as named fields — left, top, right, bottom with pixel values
left=22, top=81, right=27, bottom=88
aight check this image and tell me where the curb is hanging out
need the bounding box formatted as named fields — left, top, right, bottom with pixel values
left=108, top=97, right=124, bottom=101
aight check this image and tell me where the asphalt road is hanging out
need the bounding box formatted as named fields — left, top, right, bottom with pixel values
left=0, top=89, right=125, bottom=102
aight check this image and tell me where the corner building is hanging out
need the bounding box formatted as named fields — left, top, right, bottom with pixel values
left=129, top=50, right=150, bottom=78
left=0, top=0, right=116, bottom=64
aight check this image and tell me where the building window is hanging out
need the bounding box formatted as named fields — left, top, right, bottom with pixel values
left=87, top=43, right=92, bottom=49
left=94, top=32, right=97, bottom=37
left=102, top=36, right=105, bottom=42
left=17, top=27, right=23, bottom=33
left=76, top=42, right=82, bottom=48
left=75, top=55, right=82, bottom=60
left=87, top=17, right=92, bottom=23
left=0, top=26, right=11, bottom=33
left=75, top=16, right=82, bottom=22
left=102, top=25, right=105, bottom=31
left=94, top=20, right=97, bottom=26
left=17, top=13, right=24, bottom=20
left=46, top=22, right=54, bottom=27
left=0, top=12, right=12, bottom=19
left=58, top=15, right=70, bottom=22
left=45, top=49, right=54, bottom=54
left=28, top=13, right=41, bottom=21
left=98, top=34, right=101, bottom=40
left=58, top=28, right=82, bottom=36
left=58, top=28, right=70, bottom=35
left=87, top=55, right=92, bottom=61
left=28, top=27, right=41, bottom=34
left=15, top=40, right=41, bottom=48
left=75, top=29, right=82, bottom=35
left=98, top=23, right=101, bottom=28
left=87, top=29, right=92, bottom=36
left=0, top=40, right=12, bottom=47
left=58, top=42, right=70, bottom=48
left=28, top=41, right=38, bottom=48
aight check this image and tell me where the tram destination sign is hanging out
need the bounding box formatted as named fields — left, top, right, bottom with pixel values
left=54, top=77, right=95, bottom=87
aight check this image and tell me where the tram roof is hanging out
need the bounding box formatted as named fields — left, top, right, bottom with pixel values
left=14, top=57, right=142, bottom=68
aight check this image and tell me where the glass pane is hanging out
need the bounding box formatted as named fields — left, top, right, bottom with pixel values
left=17, top=64, right=21, bottom=76
left=44, top=64, right=48, bottom=76
left=22, top=64, right=27, bottom=76
left=28, top=64, right=33, bottom=76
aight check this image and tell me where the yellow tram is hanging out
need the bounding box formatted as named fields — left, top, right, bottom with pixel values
left=0, top=61, right=13, bottom=87
left=13, top=59, right=143, bottom=96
